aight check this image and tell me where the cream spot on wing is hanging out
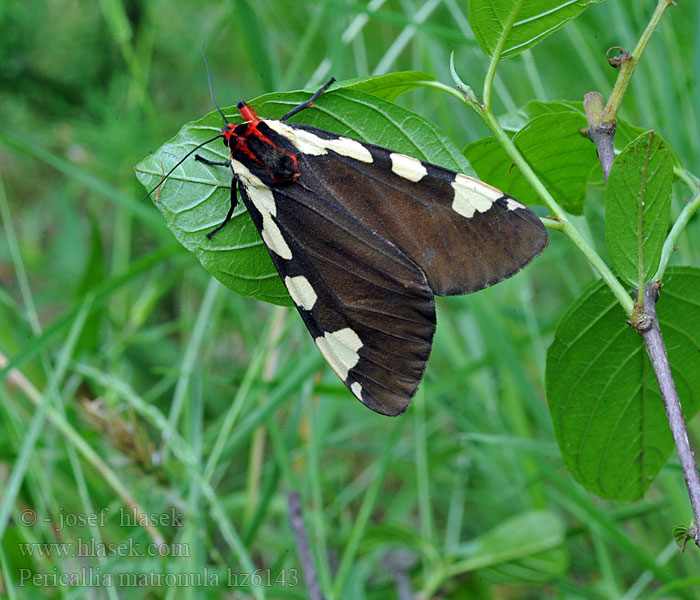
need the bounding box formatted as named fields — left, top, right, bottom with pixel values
left=283, top=127, right=329, bottom=155
left=231, top=160, right=277, bottom=215
left=264, top=119, right=372, bottom=162
left=232, top=159, right=292, bottom=259
left=324, top=137, right=373, bottom=162
left=263, top=119, right=297, bottom=139
left=451, top=173, right=501, bottom=218
left=285, top=275, right=317, bottom=311
left=264, top=120, right=327, bottom=155
left=351, top=382, right=363, bottom=400
left=315, top=328, right=363, bottom=381
left=390, top=153, right=427, bottom=182
left=506, top=197, right=525, bottom=211
left=260, top=216, right=292, bottom=259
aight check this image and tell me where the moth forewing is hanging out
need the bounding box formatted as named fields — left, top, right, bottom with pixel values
left=144, top=77, right=548, bottom=415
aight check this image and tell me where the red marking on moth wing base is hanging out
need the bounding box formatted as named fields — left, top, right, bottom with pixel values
left=233, top=135, right=259, bottom=164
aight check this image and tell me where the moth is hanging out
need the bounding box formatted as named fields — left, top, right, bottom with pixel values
left=145, top=71, right=548, bottom=416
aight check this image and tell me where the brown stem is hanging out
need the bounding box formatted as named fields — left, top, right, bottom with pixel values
left=583, top=1, right=675, bottom=181
left=639, top=284, right=700, bottom=547
left=287, top=490, right=325, bottom=600
left=584, top=91, right=616, bottom=182
left=384, top=550, right=417, bottom=600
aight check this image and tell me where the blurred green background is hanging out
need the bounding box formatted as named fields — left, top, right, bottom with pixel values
left=1, top=0, right=700, bottom=598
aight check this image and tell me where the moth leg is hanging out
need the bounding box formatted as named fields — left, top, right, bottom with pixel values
left=206, top=176, right=239, bottom=239
left=195, top=154, right=230, bottom=167
left=281, top=77, right=336, bottom=121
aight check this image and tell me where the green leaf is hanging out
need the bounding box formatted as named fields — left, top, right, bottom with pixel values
left=367, top=513, right=566, bottom=591
left=135, top=86, right=472, bottom=305
left=606, top=131, right=673, bottom=287
left=74, top=214, right=105, bottom=353
left=673, top=524, right=692, bottom=552
left=340, top=71, right=437, bottom=101
left=545, top=267, right=700, bottom=500
left=466, top=111, right=596, bottom=214
left=482, top=546, right=568, bottom=584
left=469, top=0, right=603, bottom=60
left=450, top=510, right=566, bottom=577
left=520, top=100, right=683, bottom=169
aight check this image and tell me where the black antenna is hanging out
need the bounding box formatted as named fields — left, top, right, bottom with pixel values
left=142, top=132, right=223, bottom=200
left=143, top=46, right=230, bottom=201
left=202, top=44, right=228, bottom=124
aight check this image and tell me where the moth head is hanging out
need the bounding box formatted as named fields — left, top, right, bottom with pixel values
left=220, top=122, right=237, bottom=148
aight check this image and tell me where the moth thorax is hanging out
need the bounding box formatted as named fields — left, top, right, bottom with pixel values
left=243, top=132, right=299, bottom=183
left=266, top=151, right=298, bottom=182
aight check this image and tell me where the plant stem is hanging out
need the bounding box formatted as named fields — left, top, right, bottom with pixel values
left=480, top=109, right=635, bottom=316
left=640, top=285, right=700, bottom=547
left=584, top=91, right=616, bottom=182
left=541, top=217, right=565, bottom=231
left=585, top=0, right=675, bottom=181
left=482, top=0, right=523, bottom=111
left=287, top=491, right=324, bottom=600
left=653, top=187, right=700, bottom=282
left=449, top=9, right=634, bottom=315
left=587, top=3, right=700, bottom=538
left=601, top=0, right=676, bottom=124
left=449, top=2, right=678, bottom=316
left=674, top=166, right=700, bottom=190
left=420, top=79, right=472, bottom=103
